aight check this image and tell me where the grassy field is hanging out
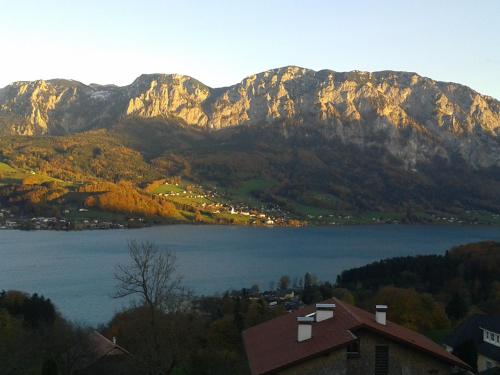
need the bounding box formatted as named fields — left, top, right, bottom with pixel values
left=166, top=195, right=211, bottom=206
left=0, top=162, right=16, bottom=173
left=0, top=161, right=63, bottom=185
left=289, top=201, right=334, bottom=217
left=213, top=212, right=253, bottom=225
left=153, top=183, right=185, bottom=194
left=0, top=162, right=28, bottom=185
left=234, top=179, right=276, bottom=197
left=153, top=182, right=216, bottom=208
left=224, top=178, right=277, bottom=206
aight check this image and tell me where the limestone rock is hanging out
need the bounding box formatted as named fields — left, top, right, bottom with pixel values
left=0, top=66, right=499, bottom=168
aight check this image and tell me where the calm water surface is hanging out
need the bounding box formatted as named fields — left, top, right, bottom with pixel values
left=0, top=225, right=499, bottom=325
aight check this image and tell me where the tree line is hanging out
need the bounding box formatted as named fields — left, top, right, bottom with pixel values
left=336, top=241, right=500, bottom=320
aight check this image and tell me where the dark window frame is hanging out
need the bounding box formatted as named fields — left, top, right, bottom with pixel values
left=346, top=339, right=361, bottom=359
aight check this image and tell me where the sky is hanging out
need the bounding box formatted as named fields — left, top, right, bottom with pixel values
left=0, top=0, right=499, bottom=98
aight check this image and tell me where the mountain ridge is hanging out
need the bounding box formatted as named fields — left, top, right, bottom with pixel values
left=0, top=66, right=499, bottom=171
left=2, top=66, right=498, bottom=124
left=4, top=65, right=496, bottom=96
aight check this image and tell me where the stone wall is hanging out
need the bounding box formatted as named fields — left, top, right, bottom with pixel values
left=278, top=329, right=460, bottom=375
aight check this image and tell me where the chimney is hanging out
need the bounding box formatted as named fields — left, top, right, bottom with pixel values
left=112, top=336, right=117, bottom=345
left=297, top=316, right=315, bottom=342
left=315, top=303, right=336, bottom=322
left=375, top=305, right=388, bottom=325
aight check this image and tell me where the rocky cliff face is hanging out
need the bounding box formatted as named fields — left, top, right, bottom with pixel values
left=1, top=66, right=499, bottom=167
left=126, top=74, right=210, bottom=126
left=0, top=79, right=129, bottom=136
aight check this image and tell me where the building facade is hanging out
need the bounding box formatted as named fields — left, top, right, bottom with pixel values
left=445, top=314, right=500, bottom=372
left=244, top=298, right=471, bottom=375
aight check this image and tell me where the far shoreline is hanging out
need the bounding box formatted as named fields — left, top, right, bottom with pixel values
left=2, top=220, right=500, bottom=232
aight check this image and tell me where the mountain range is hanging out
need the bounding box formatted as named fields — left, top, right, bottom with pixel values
left=1, top=66, right=500, bottom=220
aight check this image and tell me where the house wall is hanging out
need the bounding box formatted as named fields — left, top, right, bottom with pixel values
left=477, top=353, right=499, bottom=372
left=278, top=330, right=459, bottom=375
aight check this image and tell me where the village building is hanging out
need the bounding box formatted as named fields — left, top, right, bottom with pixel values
left=444, top=314, right=500, bottom=373
left=243, top=298, right=471, bottom=375
left=76, top=331, right=132, bottom=375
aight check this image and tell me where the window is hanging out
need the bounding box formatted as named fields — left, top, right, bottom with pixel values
left=375, top=345, right=389, bottom=375
left=483, top=328, right=500, bottom=347
left=346, top=340, right=360, bottom=358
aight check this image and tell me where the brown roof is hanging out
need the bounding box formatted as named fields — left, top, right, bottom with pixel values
left=243, top=298, right=471, bottom=375
left=89, top=331, right=129, bottom=358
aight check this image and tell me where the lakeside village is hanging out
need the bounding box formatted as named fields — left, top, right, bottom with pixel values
left=154, top=185, right=289, bottom=226
left=2, top=179, right=500, bottom=230
left=1, top=205, right=499, bottom=231
left=2, top=203, right=499, bottom=230
left=0, top=206, right=290, bottom=231
left=0, top=208, right=125, bottom=230
left=0, top=184, right=293, bottom=230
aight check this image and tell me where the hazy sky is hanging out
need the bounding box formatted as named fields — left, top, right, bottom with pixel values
left=1, top=0, right=499, bottom=98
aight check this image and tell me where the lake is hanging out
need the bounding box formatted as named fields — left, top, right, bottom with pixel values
left=0, top=224, right=499, bottom=325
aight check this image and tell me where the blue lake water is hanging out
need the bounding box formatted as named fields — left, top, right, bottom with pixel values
left=0, top=224, right=499, bottom=325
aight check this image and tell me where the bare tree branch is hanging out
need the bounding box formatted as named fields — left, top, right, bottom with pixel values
left=113, top=240, right=189, bottom=375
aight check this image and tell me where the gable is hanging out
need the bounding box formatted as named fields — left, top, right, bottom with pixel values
left=243, top=298, right=470, bottom=374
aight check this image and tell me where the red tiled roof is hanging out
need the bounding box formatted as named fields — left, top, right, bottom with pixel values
left=243, top=298, right=471, bottom=375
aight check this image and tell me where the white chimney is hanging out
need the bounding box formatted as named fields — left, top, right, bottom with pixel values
left=375, top=305, right=388, bottom=325
left=315, top=303, right=336, bottom=322
left=112, top=336, right=117, bottom=345
left=297, top=316, right=315, bottom=342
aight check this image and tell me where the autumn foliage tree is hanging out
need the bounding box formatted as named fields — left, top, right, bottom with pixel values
left=82, top=182, right=178, bottom=218
left=373, top=287, right=450, bottom=332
